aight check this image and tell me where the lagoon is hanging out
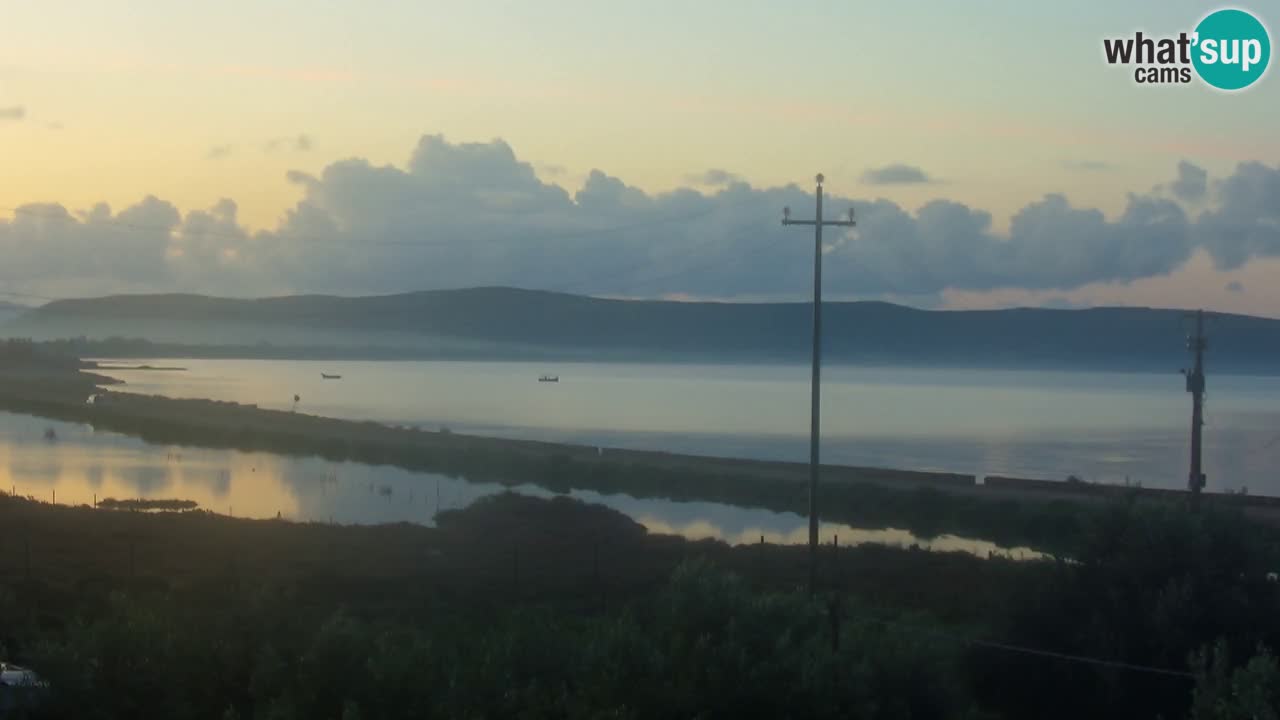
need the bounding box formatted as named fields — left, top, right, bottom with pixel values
left=0, top=411, right=1042, bottom=558
left=92, top=359, right=1280, bottom=494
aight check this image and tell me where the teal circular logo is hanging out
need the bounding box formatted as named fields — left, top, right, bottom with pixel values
left=1192, top=9, right=1271, bottom=90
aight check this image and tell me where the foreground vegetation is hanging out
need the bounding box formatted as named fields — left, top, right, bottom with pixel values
left=5, top=341, right=1280, bottom=716
left=4, top=491, right=1280, bottom=718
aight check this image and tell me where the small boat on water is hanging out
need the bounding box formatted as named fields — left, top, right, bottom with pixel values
left=539, top=375, right=559, bottom=383
left=321, top=373, right=342, bottom=380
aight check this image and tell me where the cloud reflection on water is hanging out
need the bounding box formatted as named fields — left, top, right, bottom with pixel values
left=1, top=411, right=1041, bottom=559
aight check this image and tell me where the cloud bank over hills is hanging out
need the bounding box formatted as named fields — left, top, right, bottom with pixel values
left=1, top=133, right=1276, bottom=305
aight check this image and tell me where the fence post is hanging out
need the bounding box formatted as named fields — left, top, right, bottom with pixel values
left=592, top=541, right=602, bottom=609
left=828, top=593, right=842, bottom=652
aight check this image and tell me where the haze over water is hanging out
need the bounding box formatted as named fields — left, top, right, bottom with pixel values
left=93, top=359, right=1280, bottom=494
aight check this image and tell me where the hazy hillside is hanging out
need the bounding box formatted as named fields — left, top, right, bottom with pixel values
left=0, top=300, right=32, bottom=325
left=7, top=287, right=1279, bottom=372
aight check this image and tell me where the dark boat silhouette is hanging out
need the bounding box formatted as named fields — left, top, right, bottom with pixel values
left=321, top=373, right=342, bottom=380
left=538, top=375, right=559, bottom=383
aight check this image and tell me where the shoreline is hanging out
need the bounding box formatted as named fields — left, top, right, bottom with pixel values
left=1, top=362, right=1277, bottom=554
left=81, top=349, right=1280, bottom=378
left=92, top=363, right=187, bottom=371
left=80, top=365, right=1280, bottom=505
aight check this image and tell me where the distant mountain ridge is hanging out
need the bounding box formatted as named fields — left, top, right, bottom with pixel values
left=7, top=287, right=1280, bottom=373
left=0, top=300, right=31, bottom=326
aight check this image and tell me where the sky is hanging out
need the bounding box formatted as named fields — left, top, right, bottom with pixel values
left=1, top=0, right=1278, bottom=314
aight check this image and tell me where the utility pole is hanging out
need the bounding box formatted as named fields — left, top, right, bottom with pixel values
left=1185, top=309, right=1208, bottom=511
left=782, top=173, right=855, bottom=594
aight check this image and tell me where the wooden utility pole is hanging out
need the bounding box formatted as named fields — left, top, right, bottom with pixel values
left=1185, top=309, right=1208, bottom=511
left=782, top=174, right=855, bottom=594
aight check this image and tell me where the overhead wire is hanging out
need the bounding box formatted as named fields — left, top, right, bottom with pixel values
left=834, top=612, right=1195, bottom=679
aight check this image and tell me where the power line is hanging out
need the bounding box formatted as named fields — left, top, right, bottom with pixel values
left=846, top=614, right=1194, bottom=679
left=1254, top=434, right=1280, bottom=453
left=1231, top=430, right=1280, bottom=462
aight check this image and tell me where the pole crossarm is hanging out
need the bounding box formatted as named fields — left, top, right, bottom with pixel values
left=781, top=219, right=856, bottom=227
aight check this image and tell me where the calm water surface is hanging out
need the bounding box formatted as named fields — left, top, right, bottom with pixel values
left=0, top=412, right=1040, bottom=558
left=94, top=359, right=1280, bottom=494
